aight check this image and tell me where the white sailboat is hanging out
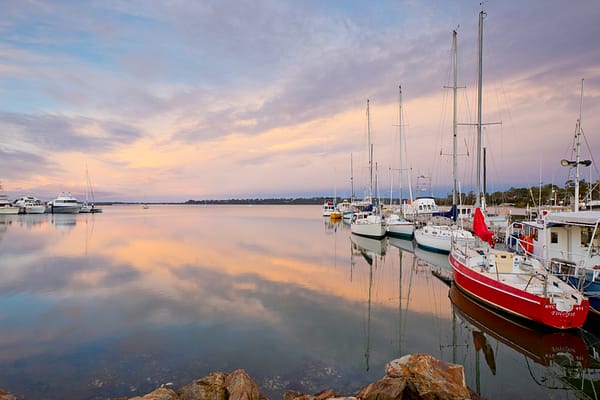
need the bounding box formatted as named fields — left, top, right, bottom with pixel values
left=386, top=85, right=415, bottom=239
left=80, top=167, right=102, bottom=213
left=414, top=29, right=474, bottom=254
left=351, top=99, right=386, bottom=239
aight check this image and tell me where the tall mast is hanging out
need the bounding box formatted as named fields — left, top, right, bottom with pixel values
left=575, top=78, right=584, bottom=212
left=367, top=99, right=373, bottom=200
left=350, top=153, right=355, bottom=202
left=452, top=30, right=458, bottom=207
left=398, top=85, right=404, bottom=207
left=475, top=10, right=485, bottom=209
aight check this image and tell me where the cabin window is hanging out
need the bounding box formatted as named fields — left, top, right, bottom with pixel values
left=551, top=232, right=558, bottom=244
left=582, top=228, right=593, bottom=248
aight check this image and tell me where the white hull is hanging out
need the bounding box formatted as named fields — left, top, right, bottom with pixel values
left=49, top=193, right=81, bottom=214
left=0, top=206, right=20, bottom=215
left=25, top=205, right=46, bottom=214
left=415, top=225, right=475, bottom=254
left=13, top=196, right=46, bottom=214
left=386, top=223, right=414, bottom=238
left=351, top=213, right=386, bottom=238
left=50, top=205, right=81, bottom=214
left=386, top=215, right=414, bottom=238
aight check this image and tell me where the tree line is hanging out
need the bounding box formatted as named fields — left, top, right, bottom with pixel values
left=437, top=180, right=599, bottom=208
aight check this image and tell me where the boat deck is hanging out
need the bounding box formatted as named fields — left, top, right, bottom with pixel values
left=463, top=248, right=577, bottom=301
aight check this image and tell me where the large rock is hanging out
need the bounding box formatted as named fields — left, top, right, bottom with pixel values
left=374, top=354, right=471, bottom=400
left=225, top=369, right=265, bottom=400
left=355, top=377, right=408, bottom=400
left=177, top=372, right=228, bottom=400
left=177, top=369, right=265, bottom=400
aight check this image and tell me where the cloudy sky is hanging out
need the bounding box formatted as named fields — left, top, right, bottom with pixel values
left=1, top=0, right=599, bottom=202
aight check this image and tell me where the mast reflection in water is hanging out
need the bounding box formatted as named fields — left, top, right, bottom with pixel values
left=0, top=205, right=598, bottom=399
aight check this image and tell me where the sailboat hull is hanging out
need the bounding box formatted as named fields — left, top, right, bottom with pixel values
left=386, top=220, right=414, bottom=239
left=449, top=249, right=589, bottom=329
left=351, top=211, right=386, bottom=239
left=414, top=225, right=474, bottom=254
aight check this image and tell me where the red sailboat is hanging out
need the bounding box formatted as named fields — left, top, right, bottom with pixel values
left=449, top=11, right=588, bottom=330
left=449, top=208, right=589, bottom=329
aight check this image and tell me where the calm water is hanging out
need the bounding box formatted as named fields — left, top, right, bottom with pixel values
left=0, top=205, right=599, bottom=399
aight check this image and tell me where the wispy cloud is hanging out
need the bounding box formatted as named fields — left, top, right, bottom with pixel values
left=0, top=0, right=599, bottom=200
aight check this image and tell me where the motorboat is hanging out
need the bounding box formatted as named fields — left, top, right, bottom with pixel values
left=48, top=193, right=82, bottom=214
left=504, top=81, right=600, bottom=315
left=13, top=196, right=46, bottom=214
left=322, top=200, right=335, bottom=217
left=0, top=189, right=19, bottom=215
left=507, top=211, right=600, bottom=315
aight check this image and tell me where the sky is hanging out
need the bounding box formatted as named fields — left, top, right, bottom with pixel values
left=1, top=0, right=599, bottom=202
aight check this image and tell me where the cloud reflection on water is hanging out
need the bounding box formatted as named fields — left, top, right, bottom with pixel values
left=0, top=206, right=453, bottom=399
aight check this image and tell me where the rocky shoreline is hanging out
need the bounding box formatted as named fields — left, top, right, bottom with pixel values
left=0, top=354, right=485, bottom=400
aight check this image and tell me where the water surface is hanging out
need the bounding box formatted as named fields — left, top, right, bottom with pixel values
left=0, top=205, right=598, bottom=399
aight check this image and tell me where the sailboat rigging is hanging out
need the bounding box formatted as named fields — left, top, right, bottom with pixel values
left=413, top=30, right=474, bottom=254
left=351, top=99, right=386, bottom=239
left=449, top=10, right=589, bottom=330
left=386, top=86, right=415, bottom=239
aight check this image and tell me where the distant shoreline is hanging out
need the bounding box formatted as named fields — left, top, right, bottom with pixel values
left=94, top=200, right=530, bottom=215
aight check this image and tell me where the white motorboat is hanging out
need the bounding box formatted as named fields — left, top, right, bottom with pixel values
left=0, top=185, right=19, bottom=215
left=322, top=200, right=335, bottom=217
left=507, top=210, right=600, bottom=315
left=504, top=81, right=600, bottom=315
left=13, top=196, right=46, bottom=214
left=48, top=193, right=82, bottom=214
left=0, top=203, right=19, bottom=215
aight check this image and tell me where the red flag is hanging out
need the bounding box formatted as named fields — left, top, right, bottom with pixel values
left=473, top=208, right=494, bottom=245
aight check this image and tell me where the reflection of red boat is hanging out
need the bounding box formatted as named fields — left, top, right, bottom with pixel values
left=449, top=284, right=589, bottom=368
